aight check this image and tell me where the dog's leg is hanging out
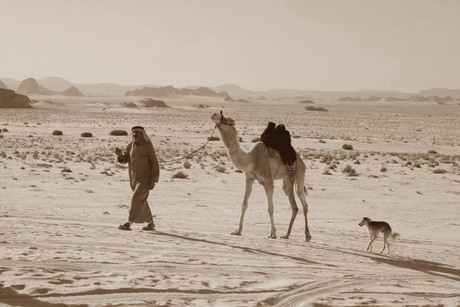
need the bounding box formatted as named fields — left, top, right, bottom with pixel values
left=367, top=236, right=376, bottom=252
left=382, top=231, right=390, bottom=254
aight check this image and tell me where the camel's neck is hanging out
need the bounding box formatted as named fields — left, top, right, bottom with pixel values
left=217, top=125, right=251, bottom=171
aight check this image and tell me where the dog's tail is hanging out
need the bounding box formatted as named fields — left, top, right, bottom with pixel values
left=391, top=232, right=400, bottom=240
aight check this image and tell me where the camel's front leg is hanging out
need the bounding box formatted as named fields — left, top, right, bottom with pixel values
left=232, top=176, right=254, bottom=236
left=263, top=182, right=277, bottom=239
left=281, top=177, right=298, bottom=239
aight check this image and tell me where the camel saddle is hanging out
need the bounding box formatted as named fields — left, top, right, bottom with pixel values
left=260, top=122, right=297, bottom=166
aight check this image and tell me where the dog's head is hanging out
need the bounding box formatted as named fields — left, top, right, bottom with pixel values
left=359, top=217, right=371, bottom=227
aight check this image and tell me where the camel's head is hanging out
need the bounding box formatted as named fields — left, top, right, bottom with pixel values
left=359, top=217, right=371, bottom=227
left=211, top=111, right=235, bottom=126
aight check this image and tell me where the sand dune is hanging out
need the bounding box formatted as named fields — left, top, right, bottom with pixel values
left=0, top=97, right=459, bottom=306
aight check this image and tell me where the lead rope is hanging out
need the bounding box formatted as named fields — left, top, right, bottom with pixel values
left=160, top=125, right=217, bottom=166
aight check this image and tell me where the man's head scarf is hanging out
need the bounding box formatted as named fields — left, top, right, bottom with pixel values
left=131, top=126, right=152, bottom=144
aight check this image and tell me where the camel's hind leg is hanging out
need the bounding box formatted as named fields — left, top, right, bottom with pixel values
left=281, top=177, right=298, bottom=239
left=232, top=175, right=254, bottom=236
left=262, top=181, right=277, bottom=239
left=294, top=165, right=311, bottom=242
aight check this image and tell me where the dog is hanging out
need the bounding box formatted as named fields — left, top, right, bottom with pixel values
left=359, top=217, right=399, bottom=254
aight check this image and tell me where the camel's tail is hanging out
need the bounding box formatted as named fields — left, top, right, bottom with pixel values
left=391, top=232, right=400, bottom=240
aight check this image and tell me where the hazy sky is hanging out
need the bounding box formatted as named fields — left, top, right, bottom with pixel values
left=1, top=0, right=459, bottom=92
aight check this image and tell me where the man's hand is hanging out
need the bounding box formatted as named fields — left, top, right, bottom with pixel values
left=115, top=147, right=122, bottom=157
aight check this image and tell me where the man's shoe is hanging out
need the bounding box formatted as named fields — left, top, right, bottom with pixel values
left=118, top=222, right=131, bottom=231
left=142, top=222, right=156, bottom=231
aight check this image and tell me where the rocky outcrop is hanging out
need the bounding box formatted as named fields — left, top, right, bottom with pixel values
left=140, top=98, right=169, bottom=108
left=17, top=78, right=55, bottom=95
left=0, top=88, right=32, bottom=108
left=62, top=86, right=84, bottom=97
left=0, top=80, right=7, bottom=89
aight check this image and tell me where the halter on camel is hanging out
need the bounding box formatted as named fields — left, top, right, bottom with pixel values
left=217, top=111, right=235, bottom=126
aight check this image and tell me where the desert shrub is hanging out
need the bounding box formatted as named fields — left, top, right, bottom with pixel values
left=380, top=167, right=387, bottom=172
left=172, top=171, right=188, bottom=179
left=318, top=139, right=326, bottom=143
left=81, top=132, right=93, bottom=137
left=215, top=165, right=226, bottom=173
left=52, top=130, right=63, bottom=136
left=192, top=104, right=210, bottom=108
left=342, top=164, right=358, bottom=176
left=183, top=160, right=191, bottom=169
left=208, top=136, right=220, bottom=141
left=428, top=150, right=437, bottom=154
left=342, top=144, right=353, bottom=150
left=2, top=128, right=8, bottom=132
left=432, top=168, right=447, bottom=174
left=110, top=130, right=128, bottom=136
left=322, top=168, right=332, bottom=175
left=121, top=102, right=138, bottom=108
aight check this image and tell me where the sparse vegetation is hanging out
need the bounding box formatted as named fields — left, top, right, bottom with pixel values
left=172, top=171, right=188, bottom=179
left=81, top=132, right=93, bottom=137
left=342, top=164, right=358, bottom=176
left=52, top=130, right=63, bottom=136
left=110, top=130, right=128, bottom=136
left=342, top=144, right=354, bottom=150
left=305, top=106, right=328, bottom=112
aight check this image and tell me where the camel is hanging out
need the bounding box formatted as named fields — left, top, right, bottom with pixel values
left=211, top=111, right=311, bottom=241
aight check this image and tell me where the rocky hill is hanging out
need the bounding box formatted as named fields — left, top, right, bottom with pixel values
left=62, top=86, right=84, bottom=97
left=0, top=89, right=32, bottom=108
left=17, top=78, right=56, bottom=95
left=0, top=80, right=7, bottom=89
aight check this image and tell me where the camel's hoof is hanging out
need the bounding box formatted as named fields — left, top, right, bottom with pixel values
left=231, top=231, right=241, bottom=236
left=268, top=234, right=277, bottom=239
left=305, top=234, right=312, bottom=242
left=280, top=235, right=289, bottom=239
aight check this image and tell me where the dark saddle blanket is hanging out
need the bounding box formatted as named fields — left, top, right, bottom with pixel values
left=260, top=122, right=297, bottom=165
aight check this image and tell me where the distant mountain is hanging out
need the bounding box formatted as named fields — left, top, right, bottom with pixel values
left=0, top=78, right=21, bottom=91
left=126, top=86, right=229, bottom=98
left=417, top=88, right=460, bottom=99
left=38, top=77, right=74, bottom=92
left=0, top=88, right=32, bottom=108
left=75, top=83, right=157, bottom=96
left=211, top=84, right=265, bottom=99
left=208, top=85, right=415, bottom=100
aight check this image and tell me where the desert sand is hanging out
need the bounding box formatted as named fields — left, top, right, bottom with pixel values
left=0, top=96, right=459, bottom=307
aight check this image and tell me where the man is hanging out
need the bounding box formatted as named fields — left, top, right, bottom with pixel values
left=115, top=126, right=160, bottom=231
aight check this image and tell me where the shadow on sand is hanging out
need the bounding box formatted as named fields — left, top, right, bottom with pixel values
left=152, top=231, right=337, bottom=268
left=0, top=285, right=79, bottom=307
